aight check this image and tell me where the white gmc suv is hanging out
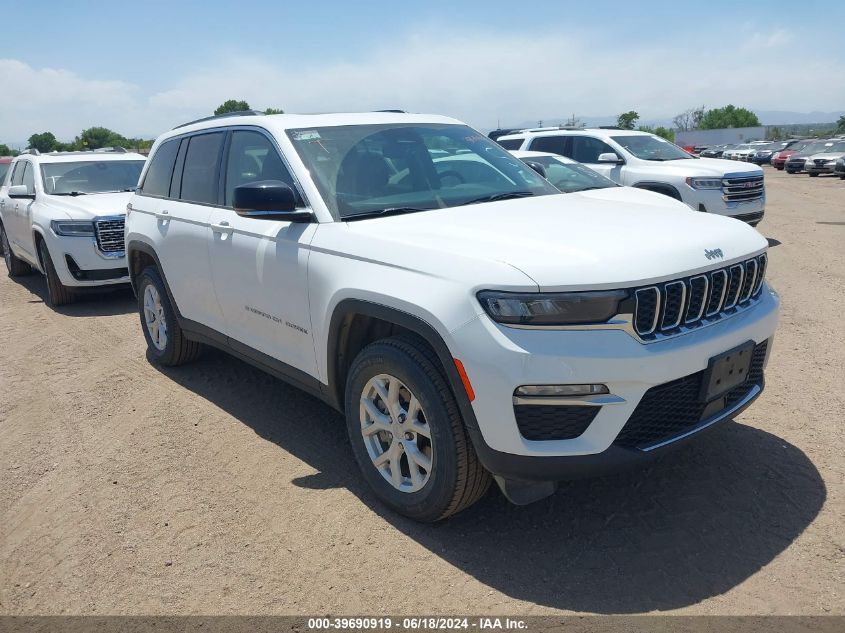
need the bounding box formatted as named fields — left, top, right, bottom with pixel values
left=0, top=148, right=145, bottom=305
left=126, top=112, right=779, bottom=521
left=496, top=128, right=766, bottom=226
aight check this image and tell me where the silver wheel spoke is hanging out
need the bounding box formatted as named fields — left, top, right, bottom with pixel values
left=388, top=445, right=403, bottom=487
left=405, top=442, right=432, bottom=474
left=372, top=449, right=391, bottom=468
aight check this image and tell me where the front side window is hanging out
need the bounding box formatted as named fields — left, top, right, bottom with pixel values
left=0, top=163, right=10, bottom=185
left=224, top=130, right=301, bottom=207
left=21, top=162, right=34, bottom=194
left=611, top=134, right=692, bottom=161
left=141, top=138, right=180, bottom=197
left=41, top=160, right=145, bottom=195
left=570, top=137, right=618, bottom=163
left=528, top=156, right=617, bottom=193
left=286, top=123, right=558, bottom=219
left=179, top=132, right=225, bottom=205
left=10, top=161, right=25, bottom=186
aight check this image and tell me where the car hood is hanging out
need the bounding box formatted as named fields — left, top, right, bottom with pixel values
left=806, top=151, right=845, bottom=160
left=646, top=157, right=763, bottom=178
left=337, top=193, right=767, bottom=291
left=43, top=192, right=132, bottom=220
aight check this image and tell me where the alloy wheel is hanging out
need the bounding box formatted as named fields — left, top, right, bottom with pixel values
left=359, top=373, right=433, bottom=493
left=143, top=284, right=168, bottom=351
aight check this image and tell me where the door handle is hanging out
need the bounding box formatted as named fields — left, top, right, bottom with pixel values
left=211, top=221, right=233, bottom=234
left=154, top=209, right=170, bottom=220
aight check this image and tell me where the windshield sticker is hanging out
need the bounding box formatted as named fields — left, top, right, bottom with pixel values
left=292, top=130, right=321, bottom=141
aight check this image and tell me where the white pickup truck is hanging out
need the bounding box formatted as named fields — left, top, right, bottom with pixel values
left=496, top=128, right=766, bottom=226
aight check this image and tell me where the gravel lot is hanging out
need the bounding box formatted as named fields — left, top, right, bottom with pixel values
left=0, top=168, right=842, bottom=615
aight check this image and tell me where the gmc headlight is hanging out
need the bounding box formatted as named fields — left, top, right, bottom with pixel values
left=51, top=220, right=95, bottom=237
left=477, top=289, right=628, bottom=326
left=686, top=177, right=723, bottom=189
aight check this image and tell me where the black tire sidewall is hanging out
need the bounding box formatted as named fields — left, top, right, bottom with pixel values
left=344, top=342, right=462, bottom=521
left=39, top=240, right=69, bottom=305
left=137, top=267, right=179, bottom=365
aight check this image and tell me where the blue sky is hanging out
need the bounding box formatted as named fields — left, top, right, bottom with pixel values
left=1, top=0, right=843, bottom=144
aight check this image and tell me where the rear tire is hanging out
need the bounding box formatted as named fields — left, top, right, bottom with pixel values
left=344, top=335, right=491, bottom=522
left=1, top=224, right=33, bottom=277
left=137, top=266, right=202, bottom=366
left=38, top=239, right=75, bottom=306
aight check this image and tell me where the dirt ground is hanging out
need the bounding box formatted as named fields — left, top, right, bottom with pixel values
left=0, top=168, right=842, bottom=616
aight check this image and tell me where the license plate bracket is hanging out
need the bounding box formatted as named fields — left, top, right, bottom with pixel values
left=701, top=341, right=754, bottom=402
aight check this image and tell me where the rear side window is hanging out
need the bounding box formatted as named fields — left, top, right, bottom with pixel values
left=141, top=139, right=180, bottom=197
left=497, top=138, right=524, bottom=150
left=530, top=136, right=570, bottom=156
left=179, top=133, right=225, bottom=205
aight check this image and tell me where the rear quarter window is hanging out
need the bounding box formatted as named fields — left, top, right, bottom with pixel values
left=497, top=138, right=524, bottom=150
left=140, top=138, right=180, bottom=197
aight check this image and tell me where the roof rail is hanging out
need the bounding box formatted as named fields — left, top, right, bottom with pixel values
left=172, top=110, right=264, bottom=130
left=373, top=109, right=406, bottom=113
left=20, top=148, right=41, bottom=156
left=596, top=126, right=623, bottom=130
left=92, top=146, right=128, bottom=153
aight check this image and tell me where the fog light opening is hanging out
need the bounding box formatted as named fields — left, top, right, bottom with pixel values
left=514, top=384, right=609, bottom=398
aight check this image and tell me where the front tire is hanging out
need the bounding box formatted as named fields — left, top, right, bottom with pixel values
left=344, top=336, right=490, bottom=522
left=1, top=224, right=32, bottom=277
left=137, top=266, right=201, bottom=366
left=38, top=239, right=75, bottom=306
left=809, top=172, right=819, bottom=177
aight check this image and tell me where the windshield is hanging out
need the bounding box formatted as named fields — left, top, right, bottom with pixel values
left=0, top=163, right=9, bottom=185
left=41, top=160, right=145, bottom=195
left=286, top=124, right=559, bottom=219
left=525, top=156, right=617, bottom=193
left=798, top=142, right=837, bottom=156
left=611, top=134, right=692, bottom=161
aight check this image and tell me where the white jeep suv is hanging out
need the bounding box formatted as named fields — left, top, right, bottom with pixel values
left=497, top=128, right=766, bottom=226
left=126, top=112, right=779, bottom=521
left=0, top=148, right=145, bottom=305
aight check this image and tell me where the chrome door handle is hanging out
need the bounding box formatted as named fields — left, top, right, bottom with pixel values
left=154, top=209, right=170, bottom=220
left=210, top=221, right=233, bottom=234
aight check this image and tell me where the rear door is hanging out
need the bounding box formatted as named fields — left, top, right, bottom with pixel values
left=0, top=160, right=22, bottom=245
left=134, top=133, right=226, bottom=330
left=207, top=128, right=319, bottom=377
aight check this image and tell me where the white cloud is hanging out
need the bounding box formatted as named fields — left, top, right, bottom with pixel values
left=1, top=26, right=841, bottom=145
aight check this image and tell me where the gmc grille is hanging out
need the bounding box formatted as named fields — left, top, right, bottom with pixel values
left=94, top=217, right=125, bottom=254
left=722, top=175, right=764, bottom=203
left=633, top=253, right=767, bottom=340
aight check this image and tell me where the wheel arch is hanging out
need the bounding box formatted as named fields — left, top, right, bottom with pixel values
left=126, top=239, right=183, bottom=318
left=326, top=299, right=479, bottom=430
left=631, top=181, right=683, bottom=201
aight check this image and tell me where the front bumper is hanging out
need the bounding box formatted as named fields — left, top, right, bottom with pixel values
left=42, top=229, right=129, bottom=287
left=785, top=160, right=806, bottom=172
left=687, top=187, right=765, bottom=222
left=452, top=285, right=779, bottom=480
left=806, top=163, right=837, bottom=175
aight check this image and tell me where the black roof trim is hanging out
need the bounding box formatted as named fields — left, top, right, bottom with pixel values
left=172, top=110, right=264, bottom=130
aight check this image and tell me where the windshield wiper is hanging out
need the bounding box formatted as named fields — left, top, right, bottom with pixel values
left=51, top=191, right=88, bottom=196
left=462, top=191, right=535, bottom=206
left=343, top=207, right=431, bottom=221
left=569, top=186, right=607, bottom=192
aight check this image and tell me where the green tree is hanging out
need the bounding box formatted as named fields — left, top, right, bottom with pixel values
left=836, top=115, right=845, bottom=134
left=638, top=125, right=675, bottom=142
left=699, top=105, right=760, bottom=129
left=214, top=99, right=251, bottom=115
left=263, top=107, right=284, bottom=115
left=28, top=132, right=58, bottom=152
left=74, top=127, right=129, bottom=150
left=0, top=143, right=15, bottom=156
left=617, top=111, right=640, bottom=130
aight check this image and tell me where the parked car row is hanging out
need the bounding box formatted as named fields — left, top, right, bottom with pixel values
left=1, top=112, right=779, bottom=521
left=780, top=139, right=845, bottom=177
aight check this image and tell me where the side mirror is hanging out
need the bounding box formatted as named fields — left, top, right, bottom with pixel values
left=597, top=153, right=623, bottom=164
left=233, top=180, right=313, bottom=222
left=8, top=185, right=34, bottom=199
left=524, top=161, right=547, bottom=179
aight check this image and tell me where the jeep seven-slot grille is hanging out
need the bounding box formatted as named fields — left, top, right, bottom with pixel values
left=613, top=340, right=768, bottom=450
left=722, top=175, right=764, bottom=203
left=633, top=253, right=767, bottom=340
left=94, top=218, right=125, bottom=253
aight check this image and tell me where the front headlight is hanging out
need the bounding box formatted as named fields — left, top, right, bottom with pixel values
left=50, top=220, right=95, bottom=237
left=477, top=289, right=628, bottom=326
left=686, top=177, right=723, bottom=189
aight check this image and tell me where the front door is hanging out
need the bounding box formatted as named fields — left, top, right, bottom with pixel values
left=208, top=129, right=318, bottom=377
